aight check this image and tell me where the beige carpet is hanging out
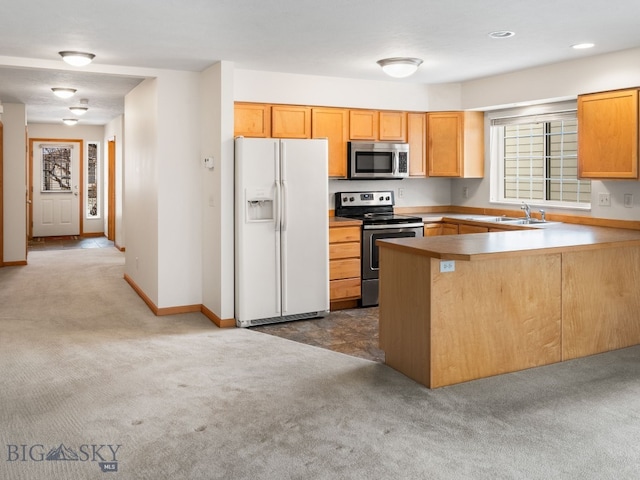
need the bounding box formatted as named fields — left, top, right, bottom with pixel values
left=2, top=248, right=640, bottom=479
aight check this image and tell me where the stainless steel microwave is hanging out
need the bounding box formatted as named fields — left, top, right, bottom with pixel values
left=347, top=141, right=409, bottom=179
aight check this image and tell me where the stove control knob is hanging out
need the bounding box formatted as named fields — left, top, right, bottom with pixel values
left=349, top=197, right=355, bottom=202
left=379, top=196, right=384, bottom=201
left=386, top=196, right=390, bottom=201
left=342, top=196, right=348, bottom=202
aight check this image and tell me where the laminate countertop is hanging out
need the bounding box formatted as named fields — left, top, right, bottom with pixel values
left=378, top=223, right=640, bottom=261
left=329, top=216, right=362, bottom=227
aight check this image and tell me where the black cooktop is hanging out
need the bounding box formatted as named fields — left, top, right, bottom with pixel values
left=344, top=212, right=423, bottom=225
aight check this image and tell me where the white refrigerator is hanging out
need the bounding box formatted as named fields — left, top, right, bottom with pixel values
left=234, top=137, right=330, bottom=327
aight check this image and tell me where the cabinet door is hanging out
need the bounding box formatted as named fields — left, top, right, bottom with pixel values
left=440, top=223, right=459, bottom=235
left=458, top=224, right=488, bottom=234
left=234, top=103, right=270, bottom=137
left=427, top=111, right=484, bottom=178
left=424, top=223, right=442, bottom=236
left=349, top=110, right=379, bottom=140
left=428, top=112, right=463, bottom=177
left=379, top=111, right=407, bottom=141
left=407, top=113, right=427, bottom=176
left=312, top=108, right=349, bottom=178
left=272, top=105, right=312, bottom=138
left=578, top=89, right=639, bottom=179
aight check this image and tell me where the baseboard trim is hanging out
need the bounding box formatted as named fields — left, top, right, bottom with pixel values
left=123, top=273, right=235, bottom=326
left=3, top=260, right=27, bottom=267
left=82, top=232, right=105, bottom=238
left=201, top=304, right=236, bottom=328
left=114, top=241, right=125, bottom=252
left=124, top=273, right=159, bottom=314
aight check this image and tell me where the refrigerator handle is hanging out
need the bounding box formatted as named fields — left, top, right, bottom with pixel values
left=280, top=142, right=287, bottom=231
left=274, top=181, right=281, bottom=231
left=281, top=181, right=288, bottom=231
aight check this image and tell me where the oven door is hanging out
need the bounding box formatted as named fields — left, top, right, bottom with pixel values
left=362, top=224, right=424, bottom=280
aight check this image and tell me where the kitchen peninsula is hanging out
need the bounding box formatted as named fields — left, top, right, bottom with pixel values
left=377, top=224, right=640, bottom=388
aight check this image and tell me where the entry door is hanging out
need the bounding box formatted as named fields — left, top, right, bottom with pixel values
left=32, top=142, right=80, bottom=237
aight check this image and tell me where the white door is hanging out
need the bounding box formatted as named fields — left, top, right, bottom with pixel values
left=235, top=137, right=281, bottom=324
left=32, top=142, right=80, bottom=237
left=280, top=138, right=329, bottom=316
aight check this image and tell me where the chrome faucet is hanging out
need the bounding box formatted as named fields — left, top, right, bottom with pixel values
left=521, top=202, right=531, bottom=220
left=539, top=209, right=546, bottom=222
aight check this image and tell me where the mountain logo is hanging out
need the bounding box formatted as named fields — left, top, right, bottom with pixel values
left=45, top=444, right=79, bottom=461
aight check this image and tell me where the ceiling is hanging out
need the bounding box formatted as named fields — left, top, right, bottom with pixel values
left=2, top=0, right=640, bottom=125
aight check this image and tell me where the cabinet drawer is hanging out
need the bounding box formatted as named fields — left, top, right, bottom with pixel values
left=329, top=242, right=360, bottom=260
left=329, top=226, right=361, bottom=243
left=330, top=258, right=361, bottom=280
left=330, top=278, right=361, bottom=301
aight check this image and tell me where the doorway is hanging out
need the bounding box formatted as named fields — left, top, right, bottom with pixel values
left=107, top=137, right=116, bottom=242
left=29, top=138, right=84, bottom=238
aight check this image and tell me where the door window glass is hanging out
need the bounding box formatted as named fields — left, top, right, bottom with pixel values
left=41, top=146, right=72, bottom=192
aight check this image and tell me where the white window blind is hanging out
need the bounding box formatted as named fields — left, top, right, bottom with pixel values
left=490, top=106, right=591, bottom=207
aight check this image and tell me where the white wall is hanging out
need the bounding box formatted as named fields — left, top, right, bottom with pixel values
left=2, top=104, right=27, bottom=262
left=124, top=78, right=159, bottom=304
left=456, top=47, right=640, bottom=221
left=155, top=70, right=202, bottom=308
left=124, top=71, right=203, bottom=310
left=104, top=115, right=125, bottom=248
left=201, top=62, right=235, bottom=321
left=28, top=123, right=106, bottom=234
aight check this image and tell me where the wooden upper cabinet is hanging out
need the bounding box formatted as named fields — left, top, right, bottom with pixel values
left=407, top=112, right=427, bottom=176
left=427, top=111, right=484, bottom=178
left=379, top=111, right=407, bottom=141
left=312, top=108, right=349, bottom=178
left=578, top=89, right=639, bottom=179
left=234, top=103, right=270, bottom=137
left=349, top=110, right=379, bottom=140
left=271, top=105, right=312, bottom=138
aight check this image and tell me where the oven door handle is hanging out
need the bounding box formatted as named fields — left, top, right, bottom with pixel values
left=363, top=222, right=424, bottom=230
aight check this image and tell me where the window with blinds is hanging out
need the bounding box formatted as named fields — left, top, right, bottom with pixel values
left=491, top=108, right=591, bottom=207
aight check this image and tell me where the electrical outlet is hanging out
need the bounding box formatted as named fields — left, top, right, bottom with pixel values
left=463, top=187, right=469, bottom=199
left=598, top=193, right=611, bottom=207
left=624, top=193, right=634, bottom=208
left=440, top=260, right=455, bottom=273
left=398, top=188, right=404, bottom=198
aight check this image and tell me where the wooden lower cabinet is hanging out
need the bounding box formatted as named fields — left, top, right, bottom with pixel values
left=329, top=225, right=361, bottom=308
left=441, top=223, right=459, bottom=235
left=458, top=224, right=488, bottom=234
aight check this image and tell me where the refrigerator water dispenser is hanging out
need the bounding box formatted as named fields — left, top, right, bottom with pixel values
left=246, top=198, right=274, bottom=222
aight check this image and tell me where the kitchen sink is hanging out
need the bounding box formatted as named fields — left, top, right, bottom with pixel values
left=491, top=216, right=522, bottom=222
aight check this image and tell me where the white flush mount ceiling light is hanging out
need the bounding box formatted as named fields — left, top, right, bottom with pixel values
left=51, top=87, right=77, bottom=99
left=572, top=43, right=595, bottom=50
left=488, top=30, right=516, bottom=39
left=377, top=57, right=423, bottom=78
left=69, top=99, right=89, bottom=115
left=62, top=118, right=78, bottom=126
left=59, top=51, right=95, bottom=67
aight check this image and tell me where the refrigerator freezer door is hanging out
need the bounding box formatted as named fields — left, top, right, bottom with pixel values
left=279, top=138, right=330, bottom=316
left=235, top=137, right=281, bottom=324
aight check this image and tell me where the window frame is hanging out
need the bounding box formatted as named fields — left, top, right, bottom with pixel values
left=489, top=101, right=591, bottom=210
left=85, top=141, right=101, bottom=219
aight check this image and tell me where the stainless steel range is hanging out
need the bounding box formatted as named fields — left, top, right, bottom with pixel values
left=335, top=191, right=424, bottom=307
